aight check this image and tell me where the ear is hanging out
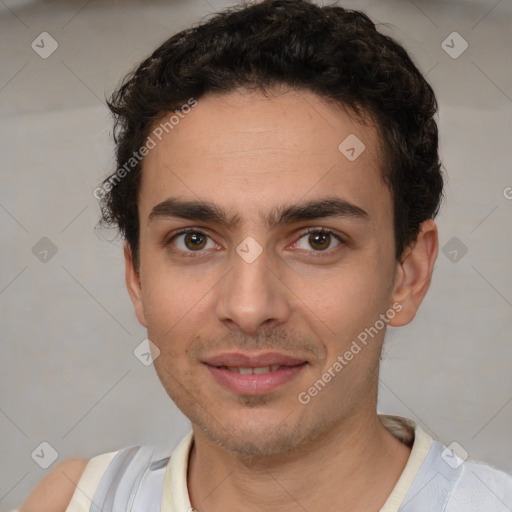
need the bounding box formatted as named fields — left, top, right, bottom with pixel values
left=124, top=242, right=148, bottom=328
left=388, top=220, right=439, bottom=327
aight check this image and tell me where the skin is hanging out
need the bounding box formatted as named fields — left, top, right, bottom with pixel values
left=125, top=87, right=439, bottom=511
left=20, top=86, right=438, bottom=512
left=19, top=458, right=88, bottom=512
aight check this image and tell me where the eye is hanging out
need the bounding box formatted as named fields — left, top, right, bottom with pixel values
left=166, top=227, right=344, bottom=258
left=167, top=228, right=218, bottom=255
left=293, top=228, right=343, bottom=254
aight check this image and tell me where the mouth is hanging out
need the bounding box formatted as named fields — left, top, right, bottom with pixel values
left=203, top=352, right=308, bottom=395
left=215, top=365, right=288, bottom=374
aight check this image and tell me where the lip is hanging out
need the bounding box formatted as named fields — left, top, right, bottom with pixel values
left=203, top=351, right=308, bottom=395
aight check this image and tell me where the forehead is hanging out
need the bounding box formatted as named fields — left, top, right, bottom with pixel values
left=138, top=87, right=391, bottom=228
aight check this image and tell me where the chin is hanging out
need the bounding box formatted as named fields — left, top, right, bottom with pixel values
left=161, top=374, right=338, bottom=457
left=207, top=427, right=305, bottom=457
left=194, top=407, right=326, bottom=458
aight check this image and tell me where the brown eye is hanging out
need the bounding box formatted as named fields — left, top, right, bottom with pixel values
left=294, top=228, right=342, bottom=253
left=183, top=232, right=207, bottom=251
left=308, top=231, right=331, bottom=251
left=168, top=229, right=216, bottom=254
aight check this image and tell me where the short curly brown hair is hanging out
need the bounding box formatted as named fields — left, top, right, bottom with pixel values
left=99, top=0, right=443, bottom=269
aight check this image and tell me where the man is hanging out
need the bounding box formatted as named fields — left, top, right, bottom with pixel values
left=19, top=0, right=512, bottom=511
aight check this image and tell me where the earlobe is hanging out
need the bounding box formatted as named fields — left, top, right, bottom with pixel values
left=124, top=243, right=148, bottom=328
left=388, top=220, right=439, bottom=327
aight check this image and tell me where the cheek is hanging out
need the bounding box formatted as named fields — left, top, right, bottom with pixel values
left=301, top=263, right=393, bottom=369
left=307, top=262, right=385, bottom=320
left=139, top=265, right=215, bottom=354
left=140, top=251, right=200, bottom=312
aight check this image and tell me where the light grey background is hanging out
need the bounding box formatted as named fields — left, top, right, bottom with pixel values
left=1, top=0, right=511, bottom=509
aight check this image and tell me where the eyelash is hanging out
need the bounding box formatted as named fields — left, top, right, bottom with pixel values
left=165, top=227, right=345, bottom=258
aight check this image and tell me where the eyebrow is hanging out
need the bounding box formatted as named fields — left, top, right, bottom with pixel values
left=148, top=196, right=369, bottom=229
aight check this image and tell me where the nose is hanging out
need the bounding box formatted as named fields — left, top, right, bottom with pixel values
left=214, top=244, right=292, bottom=336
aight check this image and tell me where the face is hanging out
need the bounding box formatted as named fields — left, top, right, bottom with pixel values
left=125, top=87, right=426, bottom=456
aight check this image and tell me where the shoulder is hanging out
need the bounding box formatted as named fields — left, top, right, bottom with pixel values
left=17, top=443, right=174, bottom=512
left=447, top=457, right=512, bottom=510
left=402, top=436, right=512, bottom=511
left=18, top=457, right=89, bottom=512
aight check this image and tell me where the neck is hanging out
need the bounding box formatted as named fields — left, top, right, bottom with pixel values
left=187, top=413, right=412, bottom=512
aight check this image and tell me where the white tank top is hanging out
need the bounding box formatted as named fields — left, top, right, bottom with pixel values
left=63, top=414, right=512, bottom=511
